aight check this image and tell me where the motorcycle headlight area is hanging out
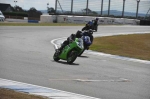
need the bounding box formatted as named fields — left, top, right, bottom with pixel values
left=77, top=38, right=84, bottom=49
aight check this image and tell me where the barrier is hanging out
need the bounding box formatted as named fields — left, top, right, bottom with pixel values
left=40, top=15, right=140, bottom=25
left=57, top=15, right=68, bottom=23
left=106, top=17, right=115, bottom=25
left=5, top=18, right=28, bottom=23
left=72, top=16, right=85, bottom=24
left=98, top=17, right=107, bottom=24
left=40, top=15, right=53, bottom=23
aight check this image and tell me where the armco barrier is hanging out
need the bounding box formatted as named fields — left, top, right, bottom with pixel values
left=140, top=20, right=150, bottom=25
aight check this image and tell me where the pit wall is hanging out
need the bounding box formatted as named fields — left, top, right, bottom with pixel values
left=40, top=15, right=140, bottom=25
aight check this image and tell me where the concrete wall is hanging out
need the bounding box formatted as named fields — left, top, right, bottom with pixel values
left=40, top=15, right=140, bottom=25
left=40, top=15, right=53, bottom=23
left=5, top=18, right=28, bottom=23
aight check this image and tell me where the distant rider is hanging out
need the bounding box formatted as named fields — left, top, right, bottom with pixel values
left=92, top=18, right=99, bottom=31
left=82, top=18, right=99, bottom=31
left=93, top=18, right=99, bottom=26
left=82, top=20, right=93, bottom=31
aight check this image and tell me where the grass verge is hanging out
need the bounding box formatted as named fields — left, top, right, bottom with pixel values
left=0, top=88, right=48, bottom=99
left=90, top=33, right=150, bottom=61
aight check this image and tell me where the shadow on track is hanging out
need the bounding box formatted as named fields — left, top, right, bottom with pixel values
left=51, top=60, right=79, bottom=66
left=78, top=56, right=89, bottom=58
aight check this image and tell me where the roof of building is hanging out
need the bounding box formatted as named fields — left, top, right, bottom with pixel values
left=0, top=3, right=11, bottom=11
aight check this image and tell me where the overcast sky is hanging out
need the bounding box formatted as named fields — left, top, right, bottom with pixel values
left=0, top=0, right=55, bottom=10
left=0, top=0, right=150, bottom=14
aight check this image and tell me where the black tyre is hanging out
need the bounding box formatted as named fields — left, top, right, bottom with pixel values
left=95, top=26, right=98, bottom=32
left=67, top=50, right=78, bottom=64
left=53, top=51, right=60, bottom=61
left=78, top=49, right=85, bottom=56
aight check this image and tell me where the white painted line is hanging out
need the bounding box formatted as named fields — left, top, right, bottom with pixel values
left=94, top=31, right=150, bottom=37
left=0, top=78, right=100, bottom=99
left=85, top=50, right=150, bottom=64
left=49, top=78, right=130, bottom=82
left=51, top=37, right=67, bottom=49
left=51, top=33, right=150, bottom=65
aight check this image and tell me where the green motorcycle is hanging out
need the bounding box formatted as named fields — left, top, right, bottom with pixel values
left=53, top=38, right=84, bottom=64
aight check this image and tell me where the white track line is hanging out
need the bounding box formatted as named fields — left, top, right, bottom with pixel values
left=0, top=78, right=100, bottom=99
left=51, top=33, right=150, bottom=65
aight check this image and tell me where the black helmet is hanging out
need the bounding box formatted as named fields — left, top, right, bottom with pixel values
left=76, top=30, right=82, bottom=38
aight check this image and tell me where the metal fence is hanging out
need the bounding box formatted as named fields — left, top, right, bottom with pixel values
left=55, top=0, right=150, bottom=19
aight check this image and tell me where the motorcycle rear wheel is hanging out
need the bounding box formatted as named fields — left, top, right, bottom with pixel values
left=67, top=50, right=78, bottom=64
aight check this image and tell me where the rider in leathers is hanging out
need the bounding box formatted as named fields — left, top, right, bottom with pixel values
left=58, top=30, right=93, bottom=53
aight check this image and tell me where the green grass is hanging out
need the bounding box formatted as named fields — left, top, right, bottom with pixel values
left=0, top=22, right=84, bottom=26
left=0, top=88, right=48, bottom=99
left=90, top=33, right=150, bottom=61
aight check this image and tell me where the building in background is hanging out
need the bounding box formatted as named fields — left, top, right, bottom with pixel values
left=0, top=3, right=13, bottom=12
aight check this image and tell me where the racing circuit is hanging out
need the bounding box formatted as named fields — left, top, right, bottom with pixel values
left=0, top=26, right=150, bottom=99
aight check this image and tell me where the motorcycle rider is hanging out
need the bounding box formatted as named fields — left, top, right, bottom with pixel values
left=87, top=20, right=93, bottom=27
left=57, top=33, right=76, bottom=54
left=57, top=30, right=93, bottom=54
left=92, top=18, right=99, bottom=31
left=82, top=20, right=93, bottom=31
left=82, top=18, right=99, bottom=31
left=76, top=29, right=93, bottom=43
left=81, top=35, right=92, bottom=50
left=93, top=18, right=99, bottom=26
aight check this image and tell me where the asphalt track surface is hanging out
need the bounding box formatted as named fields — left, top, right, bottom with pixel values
left=0, top=26, right=150, bottom=99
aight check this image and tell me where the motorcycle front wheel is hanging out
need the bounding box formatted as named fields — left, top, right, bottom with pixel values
left=78, top=49, right=85, bottom=56
left=67, top=50, right=78, bottom=64
left=53, top=51, right=60, bottom=61
left=95, top=25, right=98, bottom=32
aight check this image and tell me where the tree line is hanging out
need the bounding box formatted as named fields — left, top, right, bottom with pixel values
left=3, top=5, right=55, bottom=20
left=4, top=5, right=149, bottom=20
